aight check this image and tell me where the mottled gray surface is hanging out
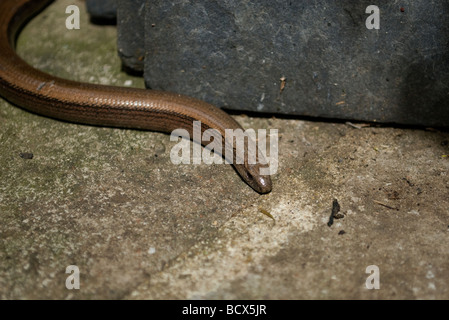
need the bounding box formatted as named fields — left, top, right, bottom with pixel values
left=117, top=0, right=145, bottom=73
left=86, top=0, right=117, bottom=21
left=1, top=1, right=449, bottom=300
left=143, top=0, right=449, bottom=127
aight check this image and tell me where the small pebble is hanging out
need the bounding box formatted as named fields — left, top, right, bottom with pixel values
left=19, top=152, right=34, bottom=159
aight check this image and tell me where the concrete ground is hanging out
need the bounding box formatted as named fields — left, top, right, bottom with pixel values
left=1, top=0, right=448, bottom=300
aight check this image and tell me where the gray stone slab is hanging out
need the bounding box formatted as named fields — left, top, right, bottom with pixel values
left=117, top=0, right=146, bottom=73
left=143, top=0, right=449, bottom=127
left=86, top=0, right=117, bottom=21
left=87, top=0, right=145, bottom=73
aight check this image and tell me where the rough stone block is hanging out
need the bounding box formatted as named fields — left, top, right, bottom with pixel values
left=86, top=0, right=117, bottom=22
left=117, top=0, right=146, bottom=73
left=143, top=0, right=449, bottom=126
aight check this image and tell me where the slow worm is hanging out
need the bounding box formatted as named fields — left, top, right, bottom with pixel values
left=0, top=0, right=272, bottom=193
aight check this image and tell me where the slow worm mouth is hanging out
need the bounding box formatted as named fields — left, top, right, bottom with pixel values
left=237, top=163, right=272, bottom=194
left=252, top=176, right=272, bottom=194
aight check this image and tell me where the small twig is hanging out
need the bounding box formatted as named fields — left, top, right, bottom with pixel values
left=345, top=122, right=362, bottom=129
left=373, top=200, right=399, bottom=211
left=345, top=122, right=371, bottom=129
left=258, top=207, right=275, bottom=222
left=327, top=199, right=343, bottom=227
left=279, top=76, right=287, bottom=94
